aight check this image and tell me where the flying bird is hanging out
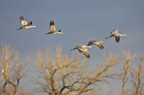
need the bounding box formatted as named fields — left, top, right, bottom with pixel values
left=88, top=40, right=104, bottom=49
left=46, top=20, right=63, bottom=34
left=71, top=44, right=92, bottom=58
left=16, top=16, right=37, bottom=30
left=106, top=29, right=127, bottom=43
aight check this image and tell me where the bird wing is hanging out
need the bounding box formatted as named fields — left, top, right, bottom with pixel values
left=115, top=36, right=120, bottom=43
left=78, top=49, right=82, bottom=53
left=50, top=21, right=56, bottom=31
left=20, top=16, right=27, bottom=26
left=94, top=41, right=104, bottom=49
left=88, top=40, right=95, bottom=46
left=27, top=21, right=32, bottom=26
left=79, top=48, right=90, bottom=58
left=88, top=41, right=93, bottom=46
left=97, top=43, right=104, bottom=49
left=111, top=29, right=118, bottom=35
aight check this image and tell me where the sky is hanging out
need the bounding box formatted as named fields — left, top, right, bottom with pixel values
left=0, top=0, right=144, bottom=94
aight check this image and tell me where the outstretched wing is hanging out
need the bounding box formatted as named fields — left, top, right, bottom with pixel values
left=78, top=49, right=82, bottom=53
left=115, top=36, right=120, bottom=43
left=88, top=40, right=95, bottom=46
left=50, top=20, right=56, bottom=31
left=92, top=41, right=104, bottom=50
left=19, top=16, right=27, bottom=26
left=88, top=41, right=92, bottom=46
left=111, top=29, right=118, bottom=35
left=27, top=21, right=32, bottom=26
left=97, top=43, right=104, bottom=49
left=79, top=48, right=90, bottom=58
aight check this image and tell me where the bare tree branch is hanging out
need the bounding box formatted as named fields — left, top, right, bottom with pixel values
left=0, top=44, right=29, bottom=95
left=35, top=46, right=120, bottom=95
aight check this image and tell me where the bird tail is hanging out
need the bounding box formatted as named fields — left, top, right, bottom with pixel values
left=16, top=27, right=22, bottom=30
left=106, top=37, right=110, bottom=39
left=46, top=32, right=51, bottom=35
left=87, top=42, right=91, bottom=46
left=87, top=44, right=90, bottom=46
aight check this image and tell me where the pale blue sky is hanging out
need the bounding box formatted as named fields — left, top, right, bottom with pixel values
left=0, top=0, right=144, bottom=94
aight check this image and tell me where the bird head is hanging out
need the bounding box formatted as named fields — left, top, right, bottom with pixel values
left=100, top=41, right=103, bottom=43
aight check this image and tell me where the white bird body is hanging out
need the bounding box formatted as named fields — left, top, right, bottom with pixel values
left=71, top=44, right=92, bottom=58
left=20, top=24, right=37, bottom=29
left=88, top=40, right=104, bottom=49
left=16, top=16, right=37, bottom=30
left=106, top=29, right=127, bottom=43
left=46, top=20, right=63, bottom=34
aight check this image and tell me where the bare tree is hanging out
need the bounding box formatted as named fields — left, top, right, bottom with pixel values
left=130, top=56, right=144, bottom=95
left=1, top=44, right=143, bottom=95
left=0, top=44, right=29, bottom=95
left=35, top=46, right=120, bottom=95
left=121, top=52, right=135, bottom=95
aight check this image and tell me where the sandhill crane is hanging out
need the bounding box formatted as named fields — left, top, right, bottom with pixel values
left=106, top=29, right=127, bottom=43
left=16, top=16, right=37, bottom=30
left=71, top=44, right=92, bottom=58
left=88, top=40, right=104, bottom=49
left=46, top=20, right=63, bottom=34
